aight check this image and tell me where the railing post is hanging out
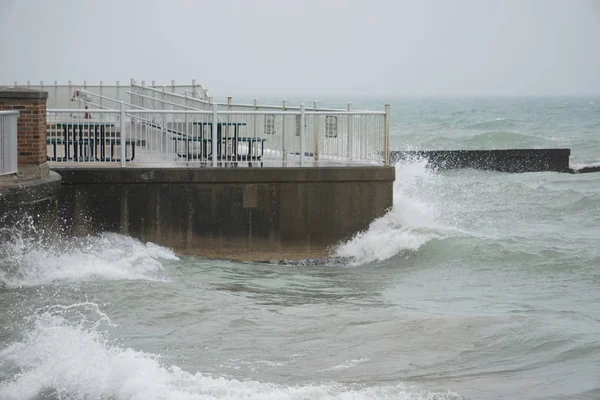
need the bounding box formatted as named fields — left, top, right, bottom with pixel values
left=162, top=86, right=167, bottom=151
left=184, top=91, right=189, bottom=138
left=253, top=98, right=258, bottom=139
left=120, top=101, right=127, bottom=167
left=313, top=100, right=319, bottom=162
left=151, top=81, right=156, bottom=108
left=140, top=81, right=146, bottom=108
left=300, top=104, right=305, bottom=166
left=53, top=81, right=58, bottom=109
left=68, top=80, right=72, bottom=110
left=282, top=99, right=287, bottom=163
left=347, top=102, right=353, bottom=161
left=212, top=102, right=218, bottom=167
left=99, top=80, right=104, bottom=112
left=385, top=104, right=390, bottom=166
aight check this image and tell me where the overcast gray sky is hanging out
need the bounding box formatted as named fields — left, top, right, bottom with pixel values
left=1, top=0, right=599, bottom=97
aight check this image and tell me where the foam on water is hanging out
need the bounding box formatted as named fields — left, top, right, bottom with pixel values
left=0, top=304, right=464, bottom=400
left=0, top=229, right=178, bottom=288
left=570, top=161, right=600, bottom=171
left=335, top=159, right=450, bottom=265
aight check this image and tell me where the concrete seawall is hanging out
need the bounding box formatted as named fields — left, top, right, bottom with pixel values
left=55, top=167, right=395, bottom=261
left=390, top=149, right=571, bottom=172
left=0, top=172, right=62, bottom=229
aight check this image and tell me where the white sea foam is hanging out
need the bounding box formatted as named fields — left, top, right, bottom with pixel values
left=0, top=231, right=178, bottom=288
left=334, top=158, right=448, bottom=265
left=323, top=357, right=371, bottom=371
left=0, top=305, right=463, bottom=400
left=570, top=162, right=600, bottom=171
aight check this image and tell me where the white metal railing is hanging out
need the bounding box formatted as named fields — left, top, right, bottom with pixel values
left=46, top=106, right=390, bottom=167
left=130, top=81, right=351, bottom=113
left=12, top=79, right=208, bottom=109
left=0, top=110, right=19, bottom=175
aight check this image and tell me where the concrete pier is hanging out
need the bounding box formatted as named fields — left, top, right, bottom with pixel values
left=54, top=166, right=395, bottom=261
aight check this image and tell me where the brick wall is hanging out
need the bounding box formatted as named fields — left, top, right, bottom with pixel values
left=0, top=88, right=49, bottom=178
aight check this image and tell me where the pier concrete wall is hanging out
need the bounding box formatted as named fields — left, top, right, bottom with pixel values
left=54, top=167, right=395, bottom=261
left=390, top=149, right=571, bottom=172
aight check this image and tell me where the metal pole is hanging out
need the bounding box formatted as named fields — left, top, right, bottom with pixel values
left=99, top=80, right=104, bottom=111
left=162, top=86, right=167, bottom=152
left=227, top=97, right=232, bottom=158
left=300, top=104, right=305, bottom=166
left=282, top=99, right=287, bottom=164
left=253, top=98, right=258, bottom=139
left=54, top=81, right=58, bottom=109
left=141, top=81, right=145, bottom=108
left=120, top=101, right=127, bottom=167
left=385, top=104, right=390, bottom=166
left=313, top=100, right=319, bottom=162
left=212, top=102, right=218, bottom=167
left=347, top=102, right=353, bottom=160
left=185, top=91, right=189, bottom=136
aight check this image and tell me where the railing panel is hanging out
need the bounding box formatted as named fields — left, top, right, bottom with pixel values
left=46, top=109, right=387, bottom=167
left=0, top=110, right=19, bottom=175
left=46, top=110, right=124, bottom=164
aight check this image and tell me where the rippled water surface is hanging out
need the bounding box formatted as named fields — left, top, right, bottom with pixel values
left=1, top=98, right=599, bottom=399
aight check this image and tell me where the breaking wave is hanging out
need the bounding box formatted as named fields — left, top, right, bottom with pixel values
left=0, top=304, right=464, bottom=400
left=0, top=226, right=177, bottom=288
left=334, top=158, right=453, bottom=265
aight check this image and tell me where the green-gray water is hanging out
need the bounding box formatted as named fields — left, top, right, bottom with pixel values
left=1, top=97, right=599, bottom=399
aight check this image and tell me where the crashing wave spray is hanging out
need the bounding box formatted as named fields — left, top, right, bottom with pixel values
left=0, top=220, right=178, bottom=288
left=334, top=158, right=452, bottom=265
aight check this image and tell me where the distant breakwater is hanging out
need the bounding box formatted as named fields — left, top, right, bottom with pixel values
left=389, top=149, right=596, bottom=173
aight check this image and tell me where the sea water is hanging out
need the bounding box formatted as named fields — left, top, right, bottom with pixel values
left=1, top=97, right=599, bottom=399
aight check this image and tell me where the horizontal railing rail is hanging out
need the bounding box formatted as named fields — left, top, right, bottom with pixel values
left=0, top=110, right=19, bottom=176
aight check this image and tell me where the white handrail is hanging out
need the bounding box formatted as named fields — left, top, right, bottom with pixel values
left=126, top=91, right=201, bottom=110
left=130, top=83, right=210, bottom=104
left=77, top=90, right=143, bottom=110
